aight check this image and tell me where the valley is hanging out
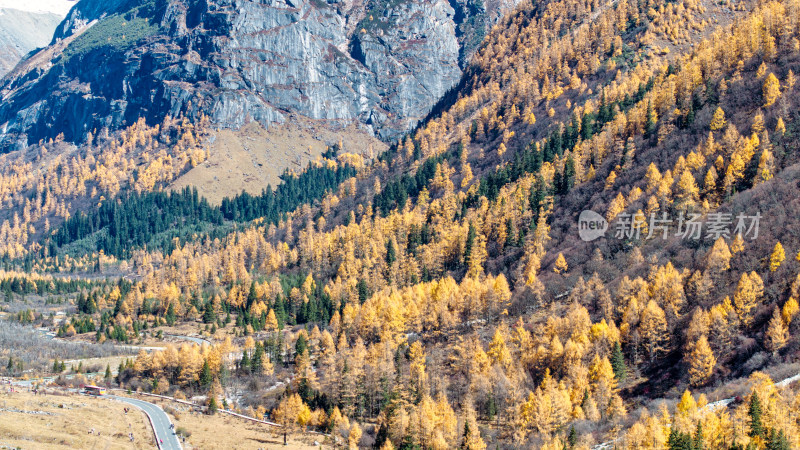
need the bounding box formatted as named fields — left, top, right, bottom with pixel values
left=1, top=0, right=800, bottom=448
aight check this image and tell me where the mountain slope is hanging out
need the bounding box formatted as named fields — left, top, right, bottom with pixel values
left=4, top=0, right=800, bottom=447
left=0, top=8, right=64, bottom=76
left=0, top=0, right=518, bottom=151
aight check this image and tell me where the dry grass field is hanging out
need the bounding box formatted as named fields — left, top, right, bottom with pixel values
left=169, top=119, right=386, bottom=205
left=143, top=396, right=326, bottom=449
left=0, top=388, right=155, bottom=449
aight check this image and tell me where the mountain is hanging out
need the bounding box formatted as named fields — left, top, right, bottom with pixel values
left=0, top=8, right=65, bottom=76
left=0, top=0, right=77, bottom=15
left=0, top=0, right=517, bottom=152
left=4, top=0, right=800, bottom=447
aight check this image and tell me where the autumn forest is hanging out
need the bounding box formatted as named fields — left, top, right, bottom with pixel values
left=3, top=0, right=800, bottom=448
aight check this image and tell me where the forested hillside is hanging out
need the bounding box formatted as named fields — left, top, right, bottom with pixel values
left=3, top=0, right=800, bottom=448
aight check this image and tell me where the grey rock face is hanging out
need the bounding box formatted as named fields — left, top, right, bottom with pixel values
left=0, top=0, right=517, bottom=151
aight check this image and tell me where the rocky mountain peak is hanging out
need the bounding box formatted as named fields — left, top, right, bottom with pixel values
left=0, top=0, right=519, bottom=152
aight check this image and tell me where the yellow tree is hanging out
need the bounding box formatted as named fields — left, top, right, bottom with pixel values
left=645, top=163, right=662, bottom=191
left=769, top=242, right=785, bottom=272
left=782, top=297, right=799, bottom=325
left=466, top=233, right=487, bottom=279
left=703, top=167, right=718, bottom=200
left=606, top=192, right=626, bottom=222
left=764, top=307, right=788, bottom=352
left=687, top=335, right=716, bottom=387
left=487, top=326, right=513, bottom=371
left=554, top=253, right=568, bottom=274
left=755, top=149, right=775, bottom=185
left=710, top=107, right=726, bottom=131
left=640, top=300, right=668, bottom=361
left=589, top=355, right=617, bottom=415
left=776, top=117, right=786, bottom=135
left=763, top=73, right=781, bottom=107
left=460, top=398, right=486, bottom=450
left=706, top=237, right=732, bottom=273
left=348, top=422, right=363, bottom=450
left=733, top=272, right=763, bottom=327
left=272, top=393, right=312, bottom=445
left=730, top=233, right=745, bottom=254
left=265, top=309, right=280, bottom=332
left=674, top=390, right=699, bottom=433
left=605, top=171, right=617, bottom=190
left=685, top=308, right=710, bottom=353
left=674, top=170, right=700, bottom=211
left=752, top=111, right=765, bottom=134
left=408, top=341, right=428, bottom=394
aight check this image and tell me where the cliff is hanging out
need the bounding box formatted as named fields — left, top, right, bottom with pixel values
left=0, top=0, right=517, bottom=151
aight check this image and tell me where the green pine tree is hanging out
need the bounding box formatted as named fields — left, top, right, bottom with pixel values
left=208, top=397, right=218, bottom=415
left=295, top=333, right=308, bottom=357
left=693, top=420, right=704, bottom=450
left=200, top=359, right=213, bottom=387
left=460, top=421, right=472, bottom=449
left=667, top=428, right=693, bottom=450
left=251, top=342, right=265, bottom=373
left=567, top=425, right=577, bottom=448
left=166, top=303, right=177, bottom=326
left=610, top=341, right=627, bottom=381
left=464, top=223, right=477, bottom=265
left=765, top=428, right=790, bottom=450
left=645, top=101, right=657, bottom=138
left=385, top=239, right=397, bottom=266
left=748, top=392, right=764, bottom=439
left=240, top=349, right=251, bottom=374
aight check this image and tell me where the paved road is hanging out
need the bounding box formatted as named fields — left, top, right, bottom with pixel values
left=164, top=334, right=210, bottom=346
left=11, top=372, right=105, bottom=388
left=111, top=395, right=182, bottom=450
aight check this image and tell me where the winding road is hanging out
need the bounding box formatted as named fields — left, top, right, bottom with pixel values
left=164, top=334, right=210, bottom=346
left=111, top=395, right=182, bottom=450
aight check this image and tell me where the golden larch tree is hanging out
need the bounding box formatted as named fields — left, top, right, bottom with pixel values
left=687, top=335, right=716, bottom=387
left=606, top=192, right=626, bottom=222
left=272, top=393, right=312, bottom=445
left=764, top=307, right=788, bottom=352
left=706, top=237, right=732, bottom=273
left=769, top=242, right=785, bottom=272
left=639, top=300, right=669, bottom=361
left=782, top=297, right=799, bottom=325
left=674, top=170, right=700, bottom=210
left=762, top=73, right=781, bottom=106
left=710, top=107, right=726, bottom=131
left=733, top=272, right=763, bottom=326
left=776, top=117, right=786, bottom=135
left=554, top=253, right=568, bottom=274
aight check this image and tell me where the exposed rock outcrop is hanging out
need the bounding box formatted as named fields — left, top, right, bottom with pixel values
left=0, top=0, right=519, bottom=151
